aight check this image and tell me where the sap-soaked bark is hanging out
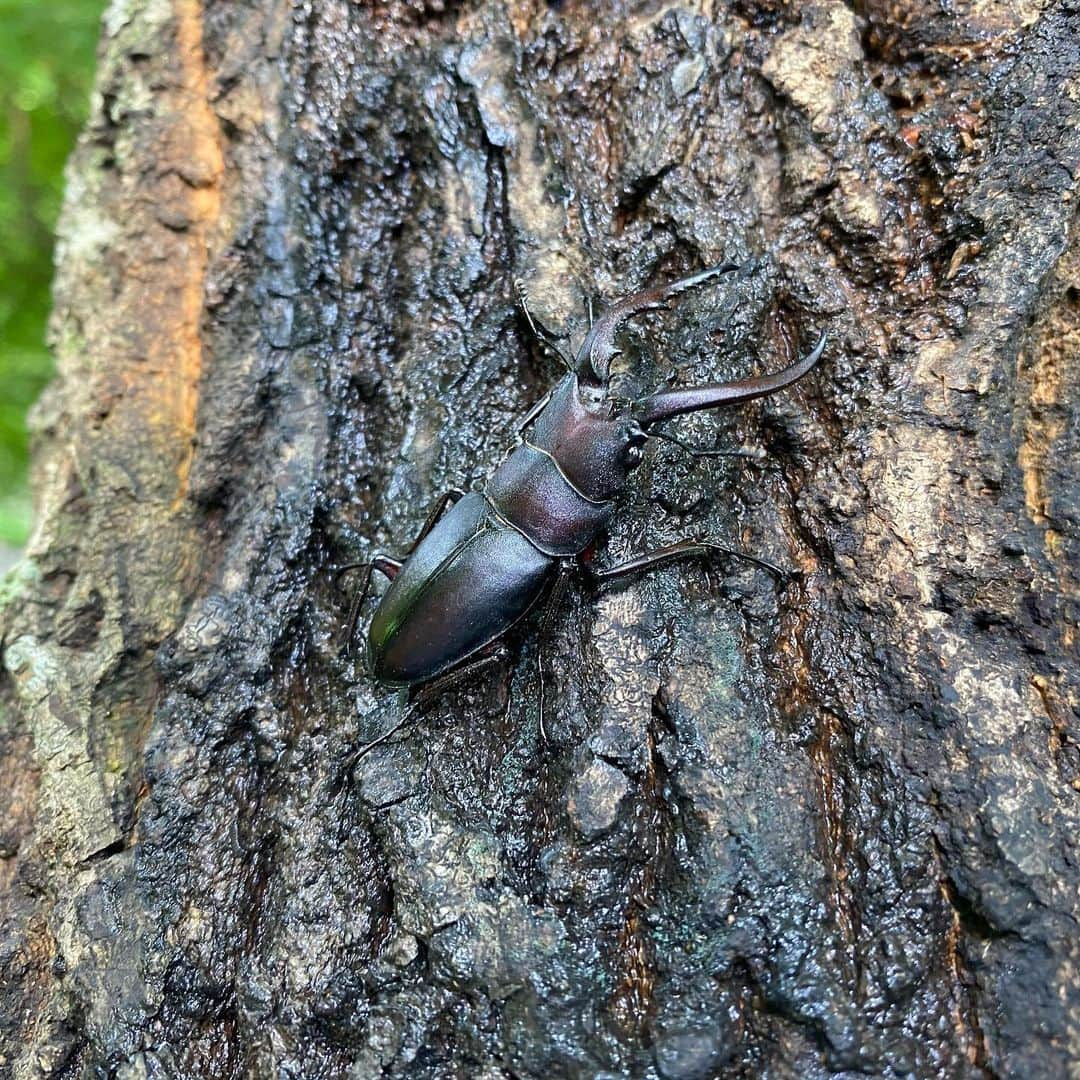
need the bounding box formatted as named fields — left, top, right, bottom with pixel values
left=1, top=0, right=1077, bottom=1076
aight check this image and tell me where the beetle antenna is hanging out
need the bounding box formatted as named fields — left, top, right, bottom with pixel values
left=650, top=428, right=766, bottom=460
left=515, top=278, right=573, bottom=373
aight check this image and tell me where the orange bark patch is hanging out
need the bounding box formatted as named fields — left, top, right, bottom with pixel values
left=1017, top=250, right=1077, bottom=570
left=167, top=0, right=224, bottom=506
left=73, top=0, right=226, bottom=516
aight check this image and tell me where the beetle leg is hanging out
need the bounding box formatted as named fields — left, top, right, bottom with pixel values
left=347, top=648, right=510, bottom=771
left=336, top=554, right=402, bottom=582
left=339, top=488, right=467, bottom=652
left=405, top=488, right=466, bottom=553
left=515, top=386, right=554, bottom=436
left=582, top=538, right=792, bottom=586
left=534, top=562, right=575, bottom=743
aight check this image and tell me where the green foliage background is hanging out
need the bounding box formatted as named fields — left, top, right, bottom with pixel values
left=0, top=1, right=106, bottom=546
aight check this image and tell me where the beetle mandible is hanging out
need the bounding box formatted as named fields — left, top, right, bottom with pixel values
left=346, top=263, right=825, bottom=740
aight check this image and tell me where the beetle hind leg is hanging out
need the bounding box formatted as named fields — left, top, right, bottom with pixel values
left=343, top=647, right=511, bottom=781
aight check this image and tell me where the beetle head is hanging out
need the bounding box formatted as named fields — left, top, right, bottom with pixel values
left=529, top=374, right=648, bottom=502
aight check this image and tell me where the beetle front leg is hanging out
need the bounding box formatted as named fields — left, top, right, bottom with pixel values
left=515, top=386, right=554, bottom=436
left=515, top=278, right=573, bottom=373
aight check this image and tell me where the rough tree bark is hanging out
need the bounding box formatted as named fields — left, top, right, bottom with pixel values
left=1, top=0, right=1077, bottom=1076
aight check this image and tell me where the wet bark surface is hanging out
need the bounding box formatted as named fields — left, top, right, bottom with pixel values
left=1, top=1, right=1077, bottom=1076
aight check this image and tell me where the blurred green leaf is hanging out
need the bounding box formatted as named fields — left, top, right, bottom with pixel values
left=0, top=0, right=105, bottom=549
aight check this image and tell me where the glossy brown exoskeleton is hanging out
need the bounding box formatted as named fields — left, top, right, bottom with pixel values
left=348, top=265, right=825, bottom=718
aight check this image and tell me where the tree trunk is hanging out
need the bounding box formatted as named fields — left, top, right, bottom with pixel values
left=1, top=1, right=1077, bottom=1076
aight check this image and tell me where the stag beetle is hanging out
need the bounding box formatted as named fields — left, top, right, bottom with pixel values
left=344, top=263, right=824, bottom=746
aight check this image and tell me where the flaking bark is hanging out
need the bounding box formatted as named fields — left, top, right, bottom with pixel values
left=1, top=1, right=1077, bottom=1077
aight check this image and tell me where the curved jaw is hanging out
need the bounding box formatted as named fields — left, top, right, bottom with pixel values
left=633, top=332, right=827, bottom=428
left=575, top=263, right=741, bottom=385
